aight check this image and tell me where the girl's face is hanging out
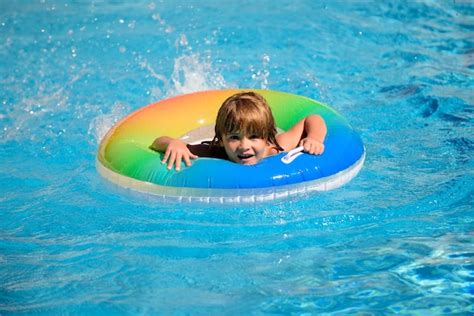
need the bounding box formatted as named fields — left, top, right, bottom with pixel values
left=221, top=131, right=269, bottom=165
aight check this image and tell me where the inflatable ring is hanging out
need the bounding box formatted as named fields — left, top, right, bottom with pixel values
left=97, top=89, right=365, bottom=203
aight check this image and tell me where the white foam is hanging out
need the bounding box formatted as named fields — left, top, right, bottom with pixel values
left=88, top=102, right=130, bottom=145
left=95, top=45, right=227, bottom=146
left=168, top=53, right=227, bottom=97
left=250, top=53, right=271, bottom=89
left=138, top=51, right=227, bottom=101
left=1, top=75, right=80, bottom=144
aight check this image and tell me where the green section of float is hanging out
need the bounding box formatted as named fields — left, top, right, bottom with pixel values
left=259, top=90, right=348, bottom=131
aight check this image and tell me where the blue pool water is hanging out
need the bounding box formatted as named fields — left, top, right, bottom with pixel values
left=1, top=0, right=473, bottom=314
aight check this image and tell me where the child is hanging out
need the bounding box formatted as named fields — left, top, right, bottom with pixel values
left=150, top=91, right=327, bottom=171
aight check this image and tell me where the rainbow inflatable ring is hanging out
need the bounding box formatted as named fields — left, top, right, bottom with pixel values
left=97, top=89, right=365, bottom=203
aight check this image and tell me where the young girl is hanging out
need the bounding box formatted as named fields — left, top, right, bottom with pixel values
left=150, top=91, right=327, bottom=171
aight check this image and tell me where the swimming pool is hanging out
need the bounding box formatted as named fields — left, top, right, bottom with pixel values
left=1, top=0, right=473, bottom=314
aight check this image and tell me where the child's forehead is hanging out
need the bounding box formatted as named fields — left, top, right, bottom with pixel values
left=225, top=122, right=263, bottom=130
left=224, top=126, right=266, bottom=136
left=219, top=114, right=270, bottom=135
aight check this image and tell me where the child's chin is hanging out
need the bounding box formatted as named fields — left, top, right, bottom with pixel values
left=241, top=161, right=255, bottom=165
left=238, top=157, right=258, bottom=165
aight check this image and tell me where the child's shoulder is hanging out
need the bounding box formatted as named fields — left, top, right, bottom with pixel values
left=267, top=145, right=282, bottom=156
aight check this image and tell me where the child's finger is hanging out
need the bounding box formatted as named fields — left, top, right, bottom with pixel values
left=175, top=153, right=182, bottom=171
left=162, top=148, right=171, bottom=164
left=184, top=154, right=192, bottom=167
left=314, top=143, right=324, bottom=155
left=167, top=151, right=176, bottom=170
left=300, top=139, right=310, bottom=152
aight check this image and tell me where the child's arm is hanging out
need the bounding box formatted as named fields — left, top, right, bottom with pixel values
left=150, top=136, right=198, bottom=171
left=276, top=114, right=327, bottom=155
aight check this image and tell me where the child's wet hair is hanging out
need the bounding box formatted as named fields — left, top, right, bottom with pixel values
left=212, top=91, right=282, bottom=150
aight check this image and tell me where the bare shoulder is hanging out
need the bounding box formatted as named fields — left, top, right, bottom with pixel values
left=266, top=144, right=281, bottom=157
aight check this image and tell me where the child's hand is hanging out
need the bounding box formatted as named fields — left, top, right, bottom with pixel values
left=299, top=137, right=325, bottom=155
left=161, top=139, right=198, bottom=171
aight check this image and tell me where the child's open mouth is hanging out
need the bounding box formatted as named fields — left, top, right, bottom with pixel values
left=237, top=153, right=254, bottom=163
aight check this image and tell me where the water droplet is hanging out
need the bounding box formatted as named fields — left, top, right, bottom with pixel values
left=178, top=34, right=188, bottom=46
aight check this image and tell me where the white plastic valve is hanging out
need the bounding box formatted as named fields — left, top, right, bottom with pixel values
left=281, top=146, right=305, bottom=164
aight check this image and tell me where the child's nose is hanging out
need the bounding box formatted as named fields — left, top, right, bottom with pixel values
left=239, top=137, right=251, bottom=149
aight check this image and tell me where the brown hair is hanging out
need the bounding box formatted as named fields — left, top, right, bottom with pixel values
left=211, top=91, right=282, bottom=150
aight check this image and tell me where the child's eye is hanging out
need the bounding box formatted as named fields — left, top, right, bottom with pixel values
left=249, top=135, right=259, bottom=139
left=228, top=135, right=240, bottom=140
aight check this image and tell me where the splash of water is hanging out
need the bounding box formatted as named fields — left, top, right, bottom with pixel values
left=87, top=102, right=131, bottom=146
left=91, top=52, right=228, bottom=146
left=0, top=75, right=80, bottom=144
left=250, top=53, right=271, bottom=89
left=137, top=48, right=227, bottom=101
left=168, top=53, right=227, bottom=96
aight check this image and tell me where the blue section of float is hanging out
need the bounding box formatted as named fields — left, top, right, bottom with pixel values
left=151, top=125, right=364, bottom=189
